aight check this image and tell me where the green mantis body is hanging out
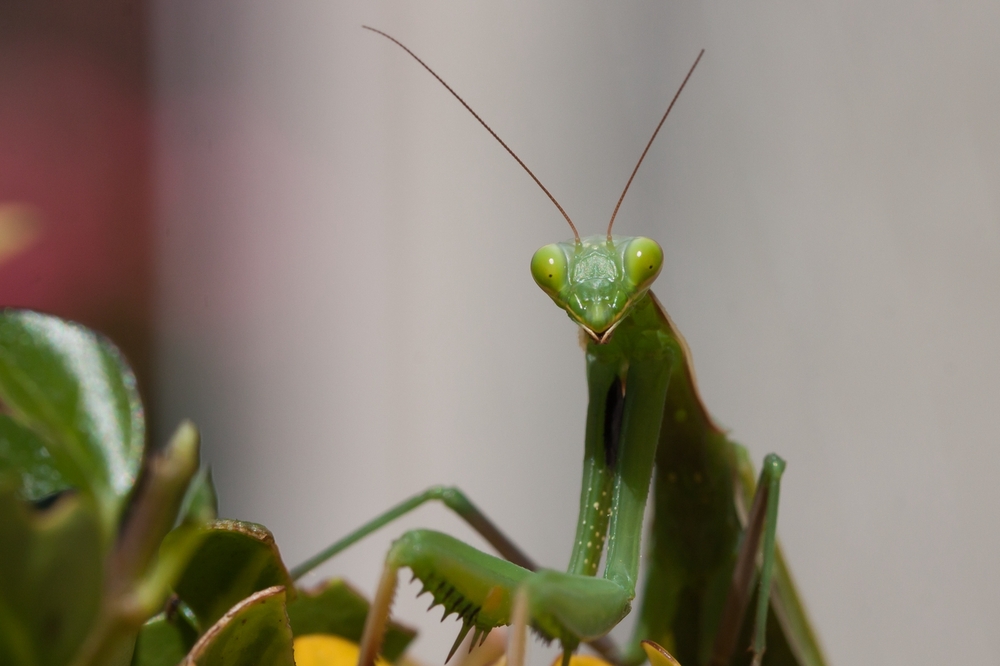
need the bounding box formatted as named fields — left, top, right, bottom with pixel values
left=293, top=28, right=828, bottom=666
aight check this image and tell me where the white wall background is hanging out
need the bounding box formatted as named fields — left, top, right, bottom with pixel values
left=152, top=3, right=1000, bottom=665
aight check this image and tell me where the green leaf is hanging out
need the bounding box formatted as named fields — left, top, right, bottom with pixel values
left=181, top=586, right=294, bottom=666
left=177, top=467, right=218, bottom=526
left=0, top=415, right=72, bottom=501
left=287, top=578, right=416, bottom=662
left=173, top=520, right=295, bottom=631
left=70, top=423, right=206, bottom=666
left=131, top=610, right=199, bottom=666
left=0, top=310, right=145, bottom=532
left=0, top=487, right=103, bottom=666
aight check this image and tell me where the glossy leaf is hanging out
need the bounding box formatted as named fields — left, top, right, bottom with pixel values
left=0, top=310, right=145, bottom=532
left=173, top=519, right=295, bottom=630
left=0, top=414, right=71, bottom=501
left=181, top=586, right=294, bottom=666
left=131, top=610, right=199, bottom=666
left=287, top=578, right=416, bottom=662
left=0, top=486, right=103, bottom=666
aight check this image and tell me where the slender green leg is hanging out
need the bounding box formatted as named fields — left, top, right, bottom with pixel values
left=291, top=485, right=536, bottom=580
left=751, top=454, right=785, bottom=666
left=708, top=454, right=786, bottom=666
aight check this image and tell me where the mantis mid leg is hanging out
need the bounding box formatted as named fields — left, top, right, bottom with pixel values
left=290, top=485, right=537, bottom=580
left=708, top=453, right=786, bottom=666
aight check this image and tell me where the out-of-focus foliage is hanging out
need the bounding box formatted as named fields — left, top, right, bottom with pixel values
left=172, top=520, right=296, bottom=630
left=180, top=587, right=295, bottom=666
left=0, top=487, right=102, bottom=666
left=0, top=310, right=144, bottom=537
left=0, top=310, right=416, bottom=665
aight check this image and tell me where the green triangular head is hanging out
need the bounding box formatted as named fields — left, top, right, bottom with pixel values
left=530, top=235, right=663, bottom=342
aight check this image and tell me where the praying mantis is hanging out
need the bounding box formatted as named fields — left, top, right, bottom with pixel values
left=291, top=28, right=828, bottom=666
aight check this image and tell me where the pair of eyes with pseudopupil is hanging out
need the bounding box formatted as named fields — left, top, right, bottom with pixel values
left=533, top=238, right=663, bottom=287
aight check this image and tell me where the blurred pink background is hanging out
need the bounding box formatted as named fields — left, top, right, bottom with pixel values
left=0, top=0, right=154, bottom=396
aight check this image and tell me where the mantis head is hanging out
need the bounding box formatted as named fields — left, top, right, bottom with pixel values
left=531, top=235, right=663, bottom=343
left=359, top=27, right=698, bottom=345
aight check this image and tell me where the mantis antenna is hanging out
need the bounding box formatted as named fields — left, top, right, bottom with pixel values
left=605, top=49, right=705, bottom=240
left=363, top=26, right=582, bottom=244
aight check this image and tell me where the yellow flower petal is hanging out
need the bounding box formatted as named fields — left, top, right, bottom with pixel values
left=547, top=654, right=617, bottom=666
left=293, top=634, right=391, bottom=666
left=640, top=640, right=681, bottom=666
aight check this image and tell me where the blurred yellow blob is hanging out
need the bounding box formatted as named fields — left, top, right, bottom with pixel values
left=546, top=654, right=617, bottom=666
left=293, top=634, right=391, bottom=666
left=0, top=203, right=42, bottom=265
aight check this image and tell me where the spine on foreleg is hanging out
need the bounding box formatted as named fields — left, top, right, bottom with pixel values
left=385, top=529, right=532, bottom=658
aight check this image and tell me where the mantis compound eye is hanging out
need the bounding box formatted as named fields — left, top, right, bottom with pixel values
left=623, top=237, right=663, bottom=289
left=530, top=244, right=569, bottom=296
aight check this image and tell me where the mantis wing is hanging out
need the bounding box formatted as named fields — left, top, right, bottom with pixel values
left=630, top=295, right=828, bottom=666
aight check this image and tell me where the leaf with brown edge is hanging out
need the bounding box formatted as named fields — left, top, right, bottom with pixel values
left=181, top=586, right=294, bottom=666
left=171, top=519, right=294, bottom=630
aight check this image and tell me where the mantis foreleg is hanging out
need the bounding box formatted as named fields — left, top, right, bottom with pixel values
left=357, top=531, right=633, bottom=666
left=293, top=485, right=620, bottom=662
